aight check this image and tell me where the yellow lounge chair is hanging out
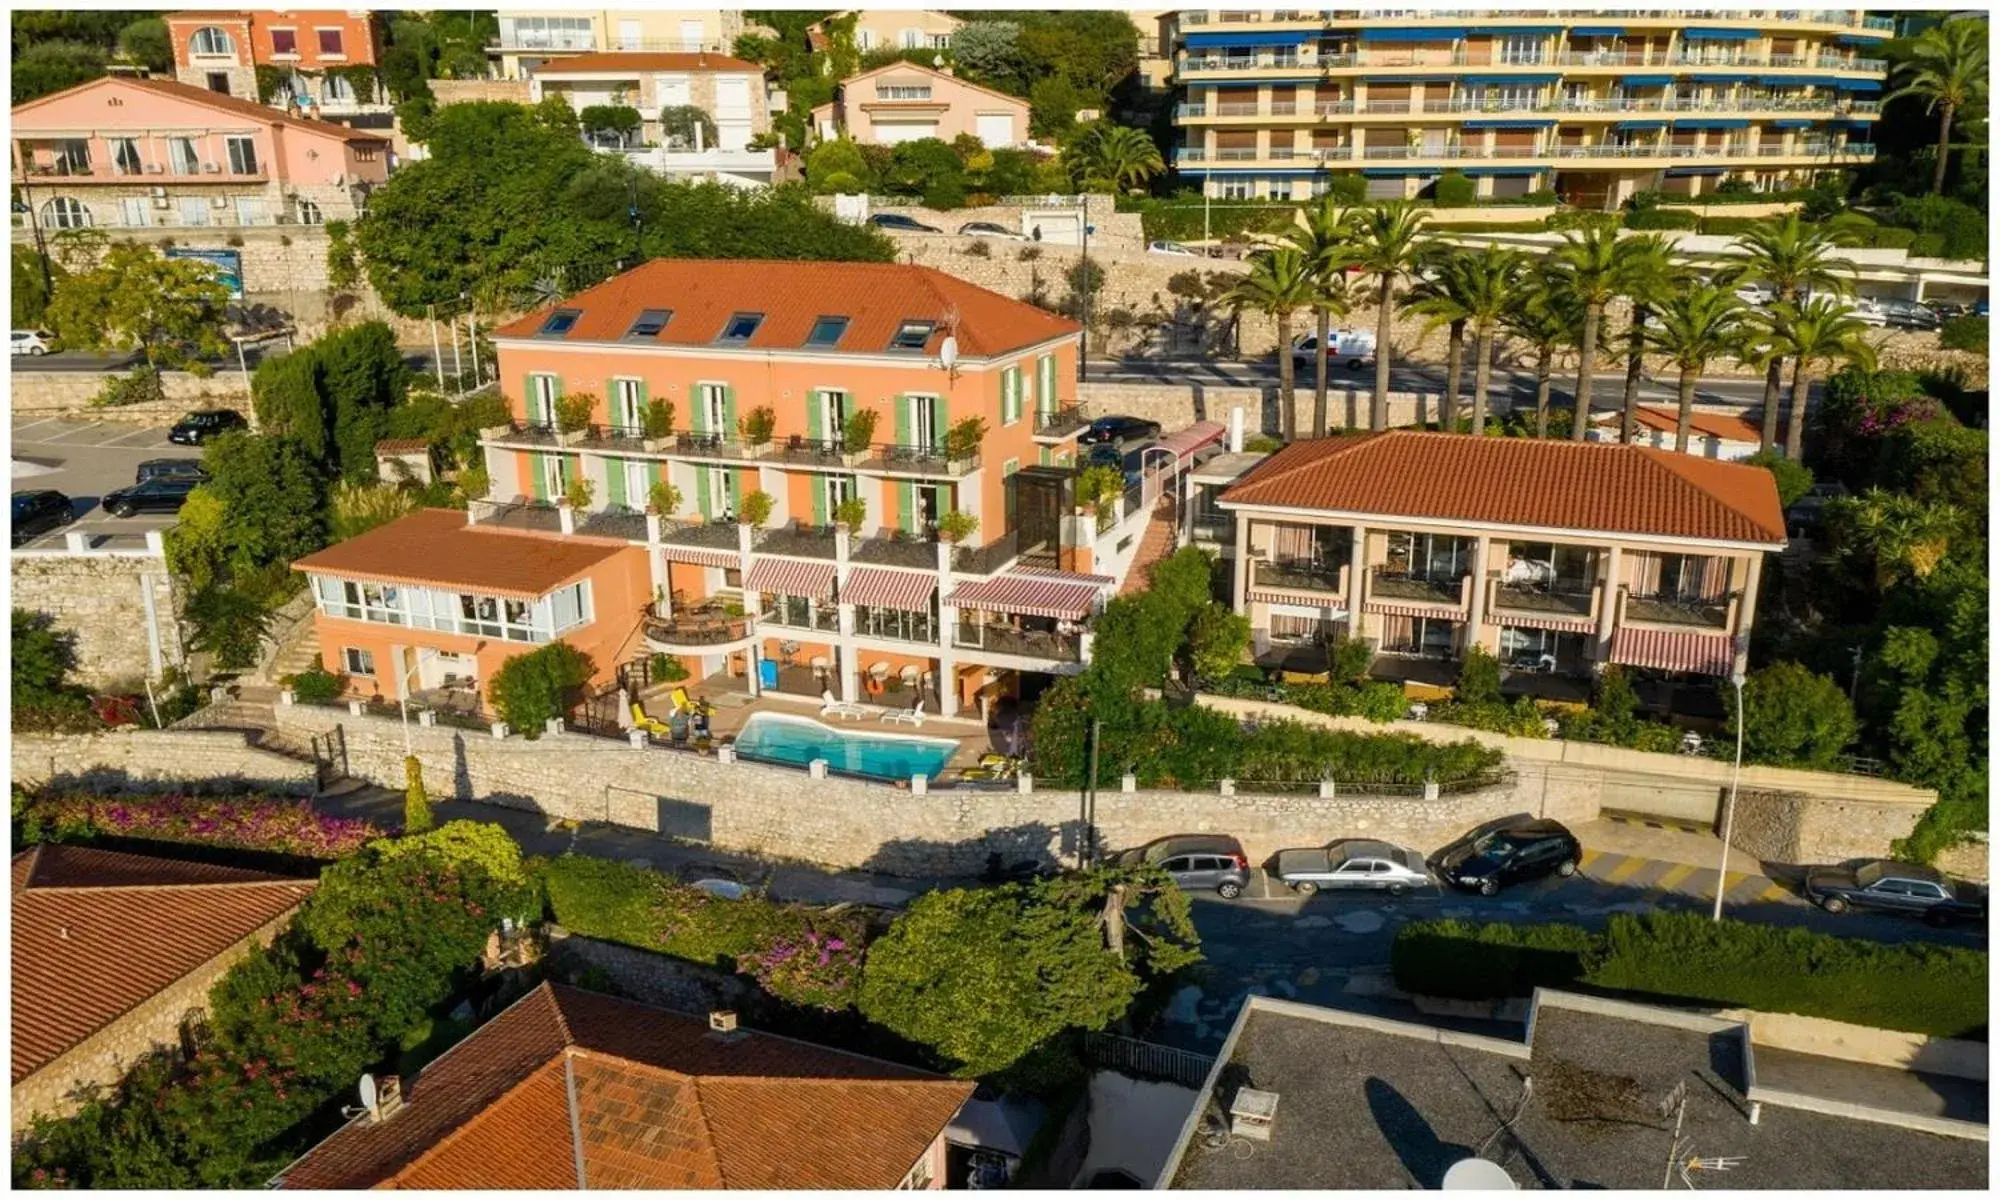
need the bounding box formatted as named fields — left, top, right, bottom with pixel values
left=670, top=687, right=703, bottom=715
left=630, top=702, right=672, bottom=737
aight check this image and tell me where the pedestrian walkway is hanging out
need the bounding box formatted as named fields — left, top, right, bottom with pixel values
left=1118, top=499, right=1180, bottom=597
left=1570, top=846, right=1796, bottom=908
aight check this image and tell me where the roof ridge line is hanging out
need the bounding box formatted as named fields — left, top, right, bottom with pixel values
left=688, top=1070, right=733, bottom=1187
left=384, top=1053, right=572, bottom=1187
left=25, top=878, right=315, bottom=894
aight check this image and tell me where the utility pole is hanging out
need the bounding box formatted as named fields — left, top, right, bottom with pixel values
left=1848, top=643, right=1863, bottom=704
left=1079, top=192, right=1091, bottom=382
left=1080, top=717, right=1101, bottom=869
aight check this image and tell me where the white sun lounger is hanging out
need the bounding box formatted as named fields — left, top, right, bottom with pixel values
left=820, top=689, right=867, bottom=720
left=880, top=699, right=926, bottom=727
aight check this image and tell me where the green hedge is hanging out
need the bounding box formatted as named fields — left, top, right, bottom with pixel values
left=1426, top=219, right=1551, bottom=233
left=1393, top=912, right=1988, bottom=1039
left=1940, top=315, right=1987, bottom=355
left=1696, top=215, right=1764, bottom=237
left=1624, top=208, right=1700, bottom=231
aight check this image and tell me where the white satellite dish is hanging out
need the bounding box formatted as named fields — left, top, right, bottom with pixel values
left=938, top=335, right=959, bottom=371
left=1442, top=1158, right=1516, bottom=1191
left=357, top=1073, right=378, bottom=1112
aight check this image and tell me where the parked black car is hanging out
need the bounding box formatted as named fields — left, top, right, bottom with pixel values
left=1113, top=834, right=1252, bottom=899
left=1429, top=817, right=1582, bottom=896
left=1925, top=299, right=1971, bottom=321
left=1078, top=415, right=1164, bottom=448
left=101, top=477, right=200, bottom=517
left=166, top=409, right=248, bottom=446
left=11, top=489, right=75, bottom=546
left=1803, top=860, right=1984, bottom=926
left=135, top=458, right=209, bottom=485
left=1879, top=298, right=1943, bottom=331
left=868, top=212, right=943, bottom=233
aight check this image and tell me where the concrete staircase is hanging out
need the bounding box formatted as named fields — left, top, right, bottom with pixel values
left=264, top=619, right=325, bottom=685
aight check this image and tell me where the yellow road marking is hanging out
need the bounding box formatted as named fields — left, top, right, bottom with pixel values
left=1655, top=863, right=1699, bottom=893
left=1579, top=849, right=1604, bottom=870
left=1759, top=883, right=1791, bottom=903
left=1602, top=856, right=1650, bottom=885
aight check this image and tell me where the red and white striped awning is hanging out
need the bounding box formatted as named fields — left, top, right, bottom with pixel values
left=744, top=558, right=836, bottom=599
left=946, top=573, right=1101, bottom=620
left=843, top=566, right=937, bottom=611
left=660, top=547, right=739, bottom=569
left=1014, top=565, right=1114, bottom=586
left=1247, top=589, right=1345, bottom=611
left=1151, top=421, right=1226, bottom=468
left=1366, top=600, right=1465, bottom=619
left=1492, top=613, right=1597, bottom=635
left=1611, top=627, right=1736, bottom=676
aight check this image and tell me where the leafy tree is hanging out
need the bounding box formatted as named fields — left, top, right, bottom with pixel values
left=183, top=586, right=272, bottom=671
left=252, top=322, right=408, bottom=483
left=1455, top=644, right=1503, bottom=706
left=1886, top=17, right=1989, bottom=194
left=1226, top=248, right=1315, bottom=441
left=1338, top=203, right=1432, bottom=431
left=1501, top=267, right=1584, bottom=439
left=12, top=245, right=61, bottom=328
left=12, top=608, right=89, bottom=725
left=1725, top=662, right=1858, bottom=769
left=1765, top=297, right=1878, bottom=460
left=11, top=39, right=105, bottom=103
left=1285, top=194, right=1356, bottom=437
left=951, top=20, right=1023, bottom=88
left=1645, top=283, right=1744, bottom=453
left=44, top=243, right=230, bottom=368
left=198, top=432, right=330, bottom=585
left=1826, top=489, right=1966, bottom=591
left=488, top=641, right=594, bottom=735
left=1612, top=234, right=1681, bottom=442
left=1744, top=449, right=1816, bottom=509
left=1405, top=249, right=1475, bottom=431
left=1185, top=602, right=1250, bottom=684
left=115, top=17, right=171, bottom=73
left=578, top=103, right=641, bottom=146
left=1028, top=75, right=1093, bottom=139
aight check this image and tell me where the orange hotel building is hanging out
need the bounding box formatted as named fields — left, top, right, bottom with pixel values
left=295, top=259, right=1103, bottom=718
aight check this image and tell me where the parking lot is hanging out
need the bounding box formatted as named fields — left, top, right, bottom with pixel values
left=12, top=419, right=195, bottom=549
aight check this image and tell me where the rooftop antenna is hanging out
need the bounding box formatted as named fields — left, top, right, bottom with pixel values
left=341, top=1073, right=378, bottom=1122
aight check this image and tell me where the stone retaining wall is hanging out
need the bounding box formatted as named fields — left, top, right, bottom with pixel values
left=1077, top=380, right=1461, bottom=438
left=544, top=927, right=758, bottom=1015
left=11, top=370, right=254, bottom=427
left=13, top=730, right=317, bottom=796
left=273, top=703, right=1596, bottom=873
left=10, top=550, right=186, bottom=686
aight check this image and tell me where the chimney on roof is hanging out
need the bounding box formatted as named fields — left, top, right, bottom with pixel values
left=709, top=1010, right=739, bottom=1034
left=356, top=1073, right=405, bottom=1124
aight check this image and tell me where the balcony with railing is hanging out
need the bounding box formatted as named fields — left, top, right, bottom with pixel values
left=952, top=528, right=1027, bottom=576
left=1370, top=567, right=1469, bottom=607
left=853, top=605, right=939, bottom=645
left=953, top=619, right=1084, bottom=663
left=488, top=420, right=560, bottom=447
left=1252, top=557, right=1347, bottom=595
left=851, top=533, right=942, bottom=571
left=753, top=522, right=839, bottom=561
left=1491, top=577, right=1599, bottom=619
left=1863, top=15, right=1895, bottom=31
left=759, top=591, right=840, bottom=634
left=1033, top=404, right=1089, bottom=441
left=643, top=605, right=757, bottom=652
left=1622, top=588, right=1738, bottom=629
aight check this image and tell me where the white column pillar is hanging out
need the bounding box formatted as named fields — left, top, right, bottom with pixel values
left=1346, top=522, right=1369, bottom=641
left=645, top=512, right=669, bottom=616
left=1231, top=511, right=1251, bottom=612
left=1733, top=553, right=1763, bottom=678
left=834, top=527, right=858, bottom=703
left=935, top=539, right=958, bottom=718
left=1463, top=536, right=1490, bottom=656
left=1596, top=544, right=1623, bottom=665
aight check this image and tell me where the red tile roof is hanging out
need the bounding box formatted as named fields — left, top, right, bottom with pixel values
left=839, top=60, right=1030, bottom=112
left=1619, top=405, right=1768, bottom=444
left=11, top=75, right=390, bottom=145
left=292, top=508, right=632, bottom=599
left=492, top=258, right=1080, bottom=359
left=1219, top=430, right=1785, bottom=546
left=533, top=50, right=762, bottom=73
left=279, top=982, right=972, bottom=1190
left=11, top=845, right=314, bottom=1083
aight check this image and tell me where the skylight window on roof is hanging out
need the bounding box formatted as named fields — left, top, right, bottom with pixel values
left=626, top=308, right=671, bottom=338
left=889, top=320, right=936, bottom=352
left=805, top=315, right=850, bottom=348
left=718, top=312, right=764, bottom=344
left=539, top=308, right=582, bottom=337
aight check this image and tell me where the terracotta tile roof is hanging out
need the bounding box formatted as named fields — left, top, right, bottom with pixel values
left=11, top=75, right=390, bottom=146
left=11, top=845, right=314, bottom=1083
left=1219, top=430, right=1786, bottom=546
left=280, top=982, right=973, bottom=1190
left=533, top=50, right=762, bottom=74
left=492, top=258, right=1080, bottom=359
left=1620, top=405, right=1769, bottom=444
left=839, top=60, right=1030, bottom=112
left=292, top=508, right=632, bottom=599
left=374, top=438, right=431, bottom=454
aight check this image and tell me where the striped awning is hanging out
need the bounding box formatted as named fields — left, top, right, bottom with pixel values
left=1249, top=590, right=1347, bottom=614
left=947, top=574, right=1100, bottom=621
left=660, top=546, right=739, bottom=569
left=1610, top=628, right=1735, bottom=676
left=1493, top=613, right=1597, bottom=635
left=1365, top=600, right=1464, bottom=620
left=744, top=558, right=836, bottom=599
left=843, top=566, right=937, bottom=611
left=1154, top=421, right=1226, bottom=467
left=1015, top=565, right=1114, bottom=586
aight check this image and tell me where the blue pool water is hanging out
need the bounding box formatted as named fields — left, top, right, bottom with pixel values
left=733, top=712, right=960, bottom=782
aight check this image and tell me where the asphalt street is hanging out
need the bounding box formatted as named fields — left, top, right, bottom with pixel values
left=11, top=418, right=192, bottom=548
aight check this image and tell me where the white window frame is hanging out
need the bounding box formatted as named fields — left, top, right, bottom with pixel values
left=120, top=196, right=148, bottom=227
left=342, top=647, right=375, bottom=676
left=224, top=135, right=259, bottom=175
left=610, top=377, right=645, bottom=434
left=295, top=196, right=324, bottom=224
left=42, top=197, right=91, bottom=229
left=177, top=196, right=211, bottom=227
left=189, top=26, right=235, bottom=56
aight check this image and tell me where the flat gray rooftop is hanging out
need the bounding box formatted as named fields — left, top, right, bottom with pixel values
left=1169, top=999, right=1988, bottom=1190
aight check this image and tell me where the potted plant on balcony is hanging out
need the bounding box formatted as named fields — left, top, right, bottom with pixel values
left=554, top=393, right=595, bottom=446
left=564, top=475, right=595, bottom=512
left=648, top=479, right=682, bottom=519
left=944, top=416, right=987, bottom=471
left=936, top=509, right=979, bottom=544
left=840, top=408, right=878, bottom=465
left=642, top=397, right=675, bottom=452
left=738, top=488, right=774, bottom=530
left=832, top=495, right=868, bottom=536
left=1077, top=464, right=1125, bottom=533
left=738, top=405, right=777, bottom=451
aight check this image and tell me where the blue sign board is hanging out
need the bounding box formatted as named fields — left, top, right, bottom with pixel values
left=166, top=247, right=244, bottom=299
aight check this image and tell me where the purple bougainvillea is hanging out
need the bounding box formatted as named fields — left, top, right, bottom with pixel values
left=735, top=922, right=868, bottom=1011
left=21, top=792, right=384, bottom=858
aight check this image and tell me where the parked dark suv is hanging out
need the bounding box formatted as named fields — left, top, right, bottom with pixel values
left=135, top=458, right=209, bottom=485
left=166, top=409, right=247, bottom=446
left=1430, top=818, right=1582, bottom=896
left=11, top=489, right=75, bottom=546
left=1078, top=415, right=1163, bottom=448
left=1804, top=860, right=1984, bottom=926
left=1114, top=834, right=1252, bottom=899
left=101, top=477, right=200, bottom=517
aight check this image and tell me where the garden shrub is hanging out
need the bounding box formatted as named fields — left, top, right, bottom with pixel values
left=90, top=365, right=166, bottom=408
left=1390, top=918, right=1594, bottom=1000
left=15, top=791, right=383, bottom=858
left=1325, top=174, right=1368, bottom=204
left=1724, top=661, right=1857, bottom=769
left=1939, top=316, right=1986, bottom=355
left=1626, top=208, right=1700, bottom=231
left=1433, top=171, right=1476, bottom=207
left=488, top=641, right=593, bottom=736
left=1695, top=215, right=1762, bottom=236
left=1454, top=645, right=1502, bottom=706
left=284, top=665, right=342, bottom=704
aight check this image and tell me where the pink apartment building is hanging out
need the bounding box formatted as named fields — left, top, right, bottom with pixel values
left=812, top=62, right=1030, bottom=147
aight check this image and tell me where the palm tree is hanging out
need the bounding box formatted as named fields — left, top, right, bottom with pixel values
left=1458, top=247, right=1526, bottom=436
left=1070, top=122, right=1167, bottom=193
left=1887, top=17, right=1990, bottom=195
left=1766, top=297, right=1878, bottom=460
left=1547, top=219, right=1624, bottom=441
left=1405, top=250, right=1474, bottom=431
left=1336, top=202, right=1432, bottom=431
left=1287, top=194, right=1352, bottom=437
left=1612, top=234, right=1680, bottom=444
left=1727, top=214, right=1854, bottom=451
left=1834, top=489, right=1965, bottom=591
left=1226, top=248, right=1318, bottom=441
left=1501, top=269, right=1584, bottom=439
left=1644, top=284, right=1745, bottom=454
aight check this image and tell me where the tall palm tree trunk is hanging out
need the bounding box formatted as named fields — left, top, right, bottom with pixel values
left=1785, top=355, right=1811, bottom=460
left=1621, top=306, right=1648, bottom=442
left=1470, top=329, right=1495, bottom=436
left=1313, top=307, right=1331, bottom=437
left=1932, top=102, right=1956, bottom=195
left=1372, top=278, right=1393, bottom=431
left=1673, top=366, right=1698, bottom=454
left=1758, top=358, right=1784, bottom=451
left=1277, top=312, right=1297, bottom=441
left=1440, top=318, right=1466, bottom=431
left=1571, top=305, right=1600, bottom=440
left=1534, top=350, right=1553, bottom=438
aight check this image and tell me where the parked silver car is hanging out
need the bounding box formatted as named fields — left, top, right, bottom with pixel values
left=1115, top=834, right=1252, bottom=899
left=1274, top=839, right=1432, bottom=896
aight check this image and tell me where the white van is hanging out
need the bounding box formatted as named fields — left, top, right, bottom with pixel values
left=1290, top=329, right=1378, bottom=370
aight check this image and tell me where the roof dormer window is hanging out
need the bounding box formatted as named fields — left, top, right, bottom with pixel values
left=888, top=320, right=935, bottom=352
left=539, top=308, right=581, bottom=337
left=805, top=316, right=850, bottom=347
left=718, top=312, right=764, bottom=344
left=626, top=308, right=671, bottom=338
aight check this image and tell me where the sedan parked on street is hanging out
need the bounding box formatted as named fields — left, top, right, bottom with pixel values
left=101, top=477, right=200, bottom=518
left=869, top=212, right=943, bottom=233
left=166, top=408, right=248, bottom=446
left=1275, top=839, right=1432, bottom=896
left=1148, top=240, right=1201, bottom=257
left=1077, top=415, right=1163, bottom=448
left=1804, top=860, right=1984, bottom=925
left=1879, top=297, right=1943, bottom=331
left=1429, top=818, right=1582, bottom=896
left=11, top=490, right=75, bottom=546
left=1114, top=834, right=1252, bottom=899
left=135, top=458, right=209, bottom=485
left=958, top=220, right=1025, bottom=240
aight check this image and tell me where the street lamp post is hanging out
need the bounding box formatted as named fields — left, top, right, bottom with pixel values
left=396, top=648, right=437, bottom=759
left=1712, top=670, right=1747, bottom=922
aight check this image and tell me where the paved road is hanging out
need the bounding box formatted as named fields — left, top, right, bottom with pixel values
left=11, top=418, right=191, bottom=548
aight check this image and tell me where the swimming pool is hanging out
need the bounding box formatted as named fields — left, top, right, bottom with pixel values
left=732, top=712, right=960, bottom=782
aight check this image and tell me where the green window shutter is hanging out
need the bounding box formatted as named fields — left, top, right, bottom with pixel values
left=894, top=395, right=911, bottom=447
left=696, top=468, right=712, bottom=520
left=524, top=375, right=536, bottom=423
left=725, top=468, right=739, bottom=512
left=648, top=461, right=664, bottom=488
left=807, top=390, right=824, bottom=443
left=932, top=394, right=948, bottom=447
left=1039, top=446, right=1050, bottom=467
left=691, top=387, right=706, bottom=436
left=723, top=386, right=738, bottom=441
left=899, top=481, right=916, bottom=533
left=606, top=457, right=627, bottom=508
left=1039, top=355, right=1056, bottom=415
left=529, top=453, right=547, bottom=501
left=812, top=477, right=828, bottom=526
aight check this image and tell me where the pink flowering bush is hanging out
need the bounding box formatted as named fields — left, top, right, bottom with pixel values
left=736, top=915, right=870, bottom=1012
left=17, top=791, right=384, bottom=859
